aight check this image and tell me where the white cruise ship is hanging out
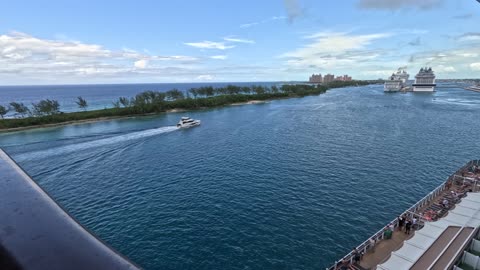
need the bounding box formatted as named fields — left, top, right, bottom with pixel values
left=412, top=67, right=436, bottom=92
left=384, top=68, right=409, bottom=92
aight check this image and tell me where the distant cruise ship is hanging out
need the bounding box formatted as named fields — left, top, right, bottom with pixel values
left=412, top=67, right=436, bottom=92
left=384, top=68, right=409, bottom=92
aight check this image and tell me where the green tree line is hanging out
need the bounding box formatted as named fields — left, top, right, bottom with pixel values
left=0, top=81, right=369, bottom=130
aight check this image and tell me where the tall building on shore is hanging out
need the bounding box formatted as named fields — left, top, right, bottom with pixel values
left=323, top=74, right=335, bottom=83
left=309, top=74, right=323, bottom=83
left=308, top=73, right=352, bottom=83
left=335, top=75, right=352, bottom=81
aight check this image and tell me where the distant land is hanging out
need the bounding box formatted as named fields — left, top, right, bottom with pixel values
left=0, top=81, right=369, bottom=132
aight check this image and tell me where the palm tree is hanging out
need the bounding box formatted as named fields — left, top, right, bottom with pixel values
left=118, top=97, right=130, bottom=107
left=75, top=96, right=88, bottom=111
left=9, top=102, right=30, bottom=118
left=0, top=105, right=8, bottom=119
left=32, top=99, right=60, bottom=116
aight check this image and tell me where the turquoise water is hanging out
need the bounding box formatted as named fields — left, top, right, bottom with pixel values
left=1, top=84, right=479, bottom=269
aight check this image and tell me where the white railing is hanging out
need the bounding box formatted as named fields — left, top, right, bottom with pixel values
left=327, top=160, right=478, bottom=270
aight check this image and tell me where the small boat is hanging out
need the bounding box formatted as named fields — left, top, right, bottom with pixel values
left=176, top=117, right=201, bottom=128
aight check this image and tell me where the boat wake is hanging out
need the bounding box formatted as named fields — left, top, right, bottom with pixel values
left=15, top=126, right=179, bottom=161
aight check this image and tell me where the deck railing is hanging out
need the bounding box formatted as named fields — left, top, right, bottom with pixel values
left=327, top=160, right=479, bottom=270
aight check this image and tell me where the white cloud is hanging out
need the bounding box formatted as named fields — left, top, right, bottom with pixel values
left=185, top=37, right=254, bottom=51
left=240, top=22, right=259, bottom=28
left=278, top=29, right=480, bottom=79
left=458, top=33, right=480, bottom=42
left=300, top=32, right=389, bottom=54
left=471, top=63, right=480, bottom=71
left=281, top=32, right=390, bottom=69
left=357, top=0, right=444, bottom=10
left=0, top=31, right=284, bottom=84
left=403, top=43, right=480, bottom=79
left=0, top=31, right=112, bottom=61
left=184, top=41, right=234, bottom=50
left=436, top=65, right=456, bottom=73
left=0, top=31, right=207, bottom=83
left=153, top=55, right=198, bottom=61
left=211, top=55, right=227, bottom=60
left=240, top=16, right=286, bottom=28
left=223, top=37, right=255, bottom=44
left=196, top=74, right=215, bottom=81
left=360, top=69, right=393, bottom=78
left=134, top=59, right=148, bottom=69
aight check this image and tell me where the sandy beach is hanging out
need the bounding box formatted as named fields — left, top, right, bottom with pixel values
left=230, top=100, right=268, bottom=106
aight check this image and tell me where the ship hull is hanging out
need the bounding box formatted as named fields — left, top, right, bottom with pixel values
left=412, top=84, right=436, bottom=92
left=384, top=88, right=400, bottom=92
left=384, top=80, right=403, bottom=92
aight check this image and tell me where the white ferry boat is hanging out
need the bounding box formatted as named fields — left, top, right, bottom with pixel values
left=177, top=117, right=201, bottom=128
left=412, top=67, right=436, bottom=92
left=384, top=68, right=409, bottom=92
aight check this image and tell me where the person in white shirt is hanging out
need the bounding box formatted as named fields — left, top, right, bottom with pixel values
left=442, top=198, right=449, bottom=208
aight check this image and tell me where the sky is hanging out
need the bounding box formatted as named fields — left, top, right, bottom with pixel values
left=0, top=0, right=479, bottom=85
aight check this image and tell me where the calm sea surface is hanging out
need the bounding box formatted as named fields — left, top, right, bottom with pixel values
left=1, top=84, right=479, bottom=269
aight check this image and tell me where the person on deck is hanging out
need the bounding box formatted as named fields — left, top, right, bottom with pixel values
left=405, top=219, right=412, bottom=234
left=398, top=215, right=405, bottom=230
left=337, top=259, right=350, bottom=270
left=451, top=190, right=458, bottom=201
left=352, top=249, right=361, bottom=264
left=442, top=198, right=449, bottom=209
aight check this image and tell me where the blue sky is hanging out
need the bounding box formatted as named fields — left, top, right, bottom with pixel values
left=0, top=0, right=479, bottom=84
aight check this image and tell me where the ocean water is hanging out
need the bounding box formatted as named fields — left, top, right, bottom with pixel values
left=1, top=84, right=479, bottom=269
left=0, top=82, right=278, bottom=114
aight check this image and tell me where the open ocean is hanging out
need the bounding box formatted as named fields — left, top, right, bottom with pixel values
left=0, top=83, right=479, bottom=269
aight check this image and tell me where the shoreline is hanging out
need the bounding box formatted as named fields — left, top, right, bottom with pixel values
left=230, top=100, right=268, bottom=106
left=0, top=100, right=268, bottom=133
left=0, top=115, right=143, bottom=133
left=0, top=81, right=370, bottom=133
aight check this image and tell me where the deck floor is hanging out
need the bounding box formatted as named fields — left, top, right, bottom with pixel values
left=359, top=229, right=413, bottom=269
left=356, top=171, right=479, bottom=269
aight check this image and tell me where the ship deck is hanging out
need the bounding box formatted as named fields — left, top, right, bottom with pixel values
left=330, top=160, right=480, bottom=270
